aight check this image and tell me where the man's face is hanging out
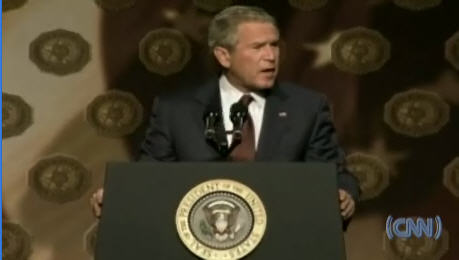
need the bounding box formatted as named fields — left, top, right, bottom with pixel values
left=217, top=22, right=280, bottom=91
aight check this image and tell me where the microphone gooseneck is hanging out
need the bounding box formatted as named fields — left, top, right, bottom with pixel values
left=230, top=102, right=248, bottom=141
left=204, top=111, right=219, bottom=139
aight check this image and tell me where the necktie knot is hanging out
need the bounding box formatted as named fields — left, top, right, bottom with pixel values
left=239, top=94, right=253, bottom=107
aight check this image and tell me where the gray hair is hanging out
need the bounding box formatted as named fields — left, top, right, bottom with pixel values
left=208, top=5, right=278, bottom=51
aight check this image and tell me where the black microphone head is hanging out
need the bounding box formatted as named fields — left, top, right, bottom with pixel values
left=230, top=102, right=248, bottom=123
left=203, top=111, right=220, bottom=120
left=203, top=94, right=222, bottom=121
left=203, top=109, right=220, bottom=140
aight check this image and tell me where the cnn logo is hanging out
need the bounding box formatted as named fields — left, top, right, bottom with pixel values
left=386, top=215, right=442, bottom=240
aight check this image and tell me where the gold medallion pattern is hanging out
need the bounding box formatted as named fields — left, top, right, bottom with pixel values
left=29, top=29, right=91, bottom=75
left=346, top=153, right=390, bottom=200
left=139, top=28, right=192, bottom=76
left=445, top=31, right=459, bottom=70
left=384, top=89, right=450, bottom=137
left=2, top=93, right=33, bottom=138
left=3, top=0, right=27, bottom=12
left=193, top=0, right=233, bottom=13
left=29, top=155, right=92, bottom=203
left=2, top=222, right=32, bottom=260
left=86, top=90, right=143, bottom=137
left=288, top=0, right=328, bottom=11
left=331, top=27, right=390, bottom=74
left=94, top=0, right=136, bottom=11
left=84, top=223, right=99, bottom=256
left=383, top=228, right=449, bottom=260
left=393, top=0, right=442, bottom=11
left=443, top=157, right=459, bottom=197
left=176, top=179, right=267, bottom=260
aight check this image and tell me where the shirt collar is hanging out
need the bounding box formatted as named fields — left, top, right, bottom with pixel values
left=219, top=74, right=265, bottom=108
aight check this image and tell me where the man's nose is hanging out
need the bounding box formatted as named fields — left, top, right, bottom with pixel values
left=262, top=46, right=277, bottom=61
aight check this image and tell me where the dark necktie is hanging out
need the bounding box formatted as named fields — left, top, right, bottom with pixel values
left=229, top=94, right=255, bottom=161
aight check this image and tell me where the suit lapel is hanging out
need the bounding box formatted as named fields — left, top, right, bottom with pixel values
left=192, top=77, right=229, bottom=156
left=255, top=84, right=290, bottom=161
left=192, top=77, right=220, bottom=107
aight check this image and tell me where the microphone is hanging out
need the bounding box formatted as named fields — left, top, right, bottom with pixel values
left=203, top=109, right=229, bottom=157
left=230, top=102, right=248, bottom=141
left=203, top=111, right=220, bottom=140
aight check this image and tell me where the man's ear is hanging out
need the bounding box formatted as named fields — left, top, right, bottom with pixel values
left=213, top=46, right=231, bottom=69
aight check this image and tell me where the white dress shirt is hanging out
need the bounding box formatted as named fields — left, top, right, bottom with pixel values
left=219, top=75, right=266, bottom=149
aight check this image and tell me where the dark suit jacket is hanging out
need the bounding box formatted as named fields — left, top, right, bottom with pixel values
left=139, top=78, right=360, bottom=202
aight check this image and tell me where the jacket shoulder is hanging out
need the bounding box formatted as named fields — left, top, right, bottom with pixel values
left=153, top=83, right=201, bottom=106
left=277, top=82, right=326, bottom=104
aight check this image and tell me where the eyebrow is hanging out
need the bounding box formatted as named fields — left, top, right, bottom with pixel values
left=249, top=39, right=279, bottom=46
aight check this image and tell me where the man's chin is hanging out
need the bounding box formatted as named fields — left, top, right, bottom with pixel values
left=254, top=80, right=276, bottom=89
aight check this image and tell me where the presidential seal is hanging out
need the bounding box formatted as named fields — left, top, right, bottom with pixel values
left=176, top=179, right=267, bottom=260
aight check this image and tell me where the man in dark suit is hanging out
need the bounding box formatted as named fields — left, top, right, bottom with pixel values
left=92, top=5, right=359, bottom=222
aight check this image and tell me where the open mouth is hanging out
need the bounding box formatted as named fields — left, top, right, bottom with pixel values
left=260, top=68, right=276, bottom=74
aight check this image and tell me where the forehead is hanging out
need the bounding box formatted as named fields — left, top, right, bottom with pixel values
left=235, top=21, right=279, bottom=43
